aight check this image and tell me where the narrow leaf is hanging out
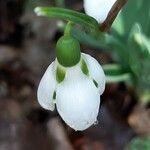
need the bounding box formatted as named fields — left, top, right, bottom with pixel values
left=103, top=64, right=131, bottom=83
left=34, top=7, right=99, bottom=36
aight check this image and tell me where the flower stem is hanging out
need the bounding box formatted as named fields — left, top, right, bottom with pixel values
left=64, top=21, right=75, bottom=36
left=100, top=0, right=128, bottom=31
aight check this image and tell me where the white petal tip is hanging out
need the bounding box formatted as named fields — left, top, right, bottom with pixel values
left=37, top=61, right=56, bottom=111
left=37, top=94, right=55, bottom=111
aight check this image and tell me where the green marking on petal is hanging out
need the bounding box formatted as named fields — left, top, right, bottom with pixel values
left=56, top=65, right=66, bottom=83
left=53, top=91, right=56, bottom=99
left=93, top=79, right=98, bottom=88
left=81, top=58, right=89, bottom=76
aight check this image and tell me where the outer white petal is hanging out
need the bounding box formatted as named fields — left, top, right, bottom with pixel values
left=56, top=65, right=100, bottom=131
left=37, top=61, right=56, bottom=111
left=82, top=53, right=106, bottom=95
left=84, top=0, right=117, bottom=23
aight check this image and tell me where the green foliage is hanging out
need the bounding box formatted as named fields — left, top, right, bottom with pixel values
left=126, top=136, right=150, bottom=150
left=73, top=0, right=150, bottom=103
left=113, top=0, right=150, bottom=38
left=106, top=0, right=150, bottom=103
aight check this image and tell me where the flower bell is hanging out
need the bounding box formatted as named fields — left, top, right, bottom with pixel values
left=37, top=26, right=106, bottom=131
left=84, top=0, right=117, bottom=23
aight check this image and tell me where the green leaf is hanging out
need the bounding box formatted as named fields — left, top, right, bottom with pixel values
left=104, top=34, right=129, bottom=64
left=72, top=28, right=106, bottom=49
left=128, top=23, right=142, bottom=42
left=127, top=23, right=142, bottom=76
left=113, top=0, right=150, bottom=38
left=134, top=33, right=150, bottom=56
left=127, top=23, right=150, bottom=77
left=34, top=7, right=99, bottom=36
left=73, top=27, right=129, bottom=65
left=103, top=64, right=131, bottom=83
left=126, top=136, right=150, bottom=150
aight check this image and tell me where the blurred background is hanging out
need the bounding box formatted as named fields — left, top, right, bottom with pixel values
left=0, top=0, right=149, bottom=150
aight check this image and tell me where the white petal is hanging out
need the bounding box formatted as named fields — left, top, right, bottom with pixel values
left=82, top=53, right=106, bottom=95
left=37, top=61, right=56, bottom=111
left=56, top=64, right=100, bottom=131
left=84, top=0, right=117, bottom=23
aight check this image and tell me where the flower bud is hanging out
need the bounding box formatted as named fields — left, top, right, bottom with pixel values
left=56, top=35, right=81, bottom=67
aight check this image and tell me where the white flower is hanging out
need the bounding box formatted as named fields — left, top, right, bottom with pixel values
left=37, top=53, right=106, bottom=131
left=84, top=0, right=117, bottom=23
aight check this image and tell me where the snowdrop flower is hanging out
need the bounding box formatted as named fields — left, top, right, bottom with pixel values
left=84, top=0, right=117, bottom=23
left=37, top=35, right=106, bottom=131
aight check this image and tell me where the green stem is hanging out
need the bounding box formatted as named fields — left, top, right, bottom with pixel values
left=64, top=21, right=74, bottom=36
